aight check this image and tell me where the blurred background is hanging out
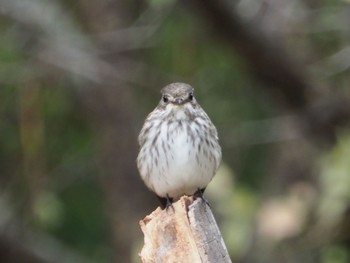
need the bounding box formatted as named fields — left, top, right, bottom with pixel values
left=1, top=0, right=350, bottom=262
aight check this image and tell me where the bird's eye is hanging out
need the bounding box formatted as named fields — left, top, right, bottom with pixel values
left=188, top=93, right=194, bottom=101
left=163, top=95, right=169, bottom=103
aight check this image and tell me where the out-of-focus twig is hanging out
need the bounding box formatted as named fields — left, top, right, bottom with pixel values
left=182, top=0, right=350, bottom=141
left=0, top=0, right=177, bottom=87
left=182, top=0, right=309, bottom=109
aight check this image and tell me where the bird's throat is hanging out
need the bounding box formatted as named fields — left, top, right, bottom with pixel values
left=173, top=107, right=188, bottom=120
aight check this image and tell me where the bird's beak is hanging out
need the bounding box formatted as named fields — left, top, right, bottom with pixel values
left=174, top=98, right=184, bottom=105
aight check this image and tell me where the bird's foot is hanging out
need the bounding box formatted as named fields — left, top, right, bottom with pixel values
left=157, top=194, right=174, bottom=210
left=165, top=194, right=175, bottom=212
left=194, top=188, right=211, bottom=208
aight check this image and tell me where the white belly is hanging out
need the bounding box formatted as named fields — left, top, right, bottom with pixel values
left=137, top=120, right=220, bottom=199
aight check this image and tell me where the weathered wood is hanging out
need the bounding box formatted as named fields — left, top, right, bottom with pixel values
left=139, top=196, right=232, bottom=263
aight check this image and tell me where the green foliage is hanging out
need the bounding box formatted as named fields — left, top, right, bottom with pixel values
left=55, top=180, right=110, bottom=262
left=1, top=0, right=350, bottom=262
left=322, top=244, right=349, bottom=263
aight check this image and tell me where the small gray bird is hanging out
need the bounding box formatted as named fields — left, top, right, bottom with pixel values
left=137, top=83, right=221, bottom=208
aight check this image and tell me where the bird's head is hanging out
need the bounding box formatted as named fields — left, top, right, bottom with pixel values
left=156, top=83, right=199, bottom=121
left=160, top=82, right=195, bottom=107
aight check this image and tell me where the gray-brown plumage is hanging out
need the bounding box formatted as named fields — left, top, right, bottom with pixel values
left=137, top=83, right=221, bottom=207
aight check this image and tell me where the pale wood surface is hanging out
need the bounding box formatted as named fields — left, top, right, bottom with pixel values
left=139, top=196, right=232, bottom=263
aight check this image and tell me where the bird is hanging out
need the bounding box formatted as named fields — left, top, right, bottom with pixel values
left=137, top=82, right=221, bottom=208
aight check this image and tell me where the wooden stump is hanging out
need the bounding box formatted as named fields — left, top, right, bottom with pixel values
left=139, top=196, right=232, bottom=263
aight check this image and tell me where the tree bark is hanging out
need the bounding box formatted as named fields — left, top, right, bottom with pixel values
left=139, top=196, right=232, bottom=263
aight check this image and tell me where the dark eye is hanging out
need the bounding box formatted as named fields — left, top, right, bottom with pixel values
left=188, top=93, right=194, bottom=101
left=163, top=95, right=169, bottom=103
